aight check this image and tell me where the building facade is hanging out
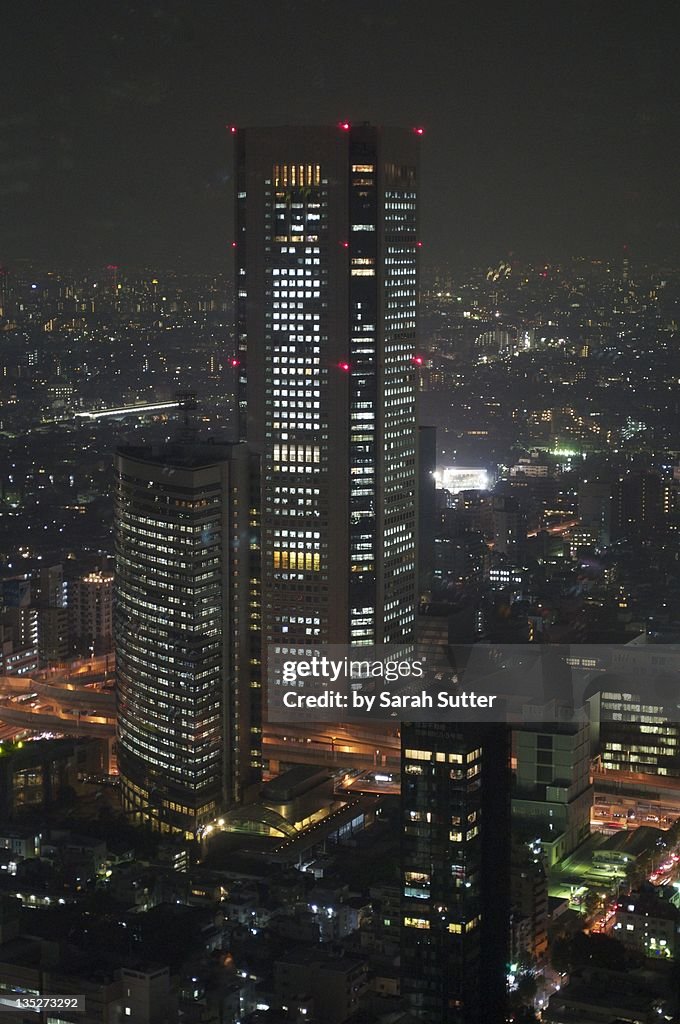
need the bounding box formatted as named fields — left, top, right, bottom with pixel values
left=114, top=442, right=260, bottom=837
left=512, top=712, right=593, bottom=868
left=613, top=889, right=680, bottom=959
left=70, top=570, right=114, bottom=656
left=400, top=722, right=510, bottom=1023
left=235, top=124, right=419, bottom=649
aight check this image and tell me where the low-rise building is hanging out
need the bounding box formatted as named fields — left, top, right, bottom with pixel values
left=613, top=888, right=680, bottom=959
left=274, top=950, right=368, bottom=1024
left=545, top=967, right=666, bottom=1024
left=592, top=825, right=664, bottom=873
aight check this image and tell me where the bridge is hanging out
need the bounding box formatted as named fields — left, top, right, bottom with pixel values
left=75, top=400, right=179, bottom=420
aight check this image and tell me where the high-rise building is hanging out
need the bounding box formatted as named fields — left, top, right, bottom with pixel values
left=235, top=124, right=419, bottom=648
left=400, top=722, right=510, bottom=1024
left=510, top=838, right=549, bottom=963
left=38, top=563, right=68, bottom=610
left=594, top=682, right=680, bottom=777
left=70, top=570, right=114, bottom=656
left=612, top=470, right=663, bottom=541
left=33, top=564, right=69, bottom=666
left=578, top=476, right=614, bottom=546
left=114, top=441, right=260, bottom=837
left=0, top=576, right=38, bottom=675
left=491, top=493, right=526, bottom=560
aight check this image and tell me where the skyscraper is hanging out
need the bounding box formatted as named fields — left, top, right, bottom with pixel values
left=235, top=124, right=419, bottom=648
left=401, top=722, right=510, bottom=1023
left=114, top=441, right=260, bottom=837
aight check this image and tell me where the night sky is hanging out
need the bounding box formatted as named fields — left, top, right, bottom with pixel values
left=2, top=0, right=679, bottom=268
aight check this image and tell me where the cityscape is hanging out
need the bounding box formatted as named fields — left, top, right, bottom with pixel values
left=2, top=3, right=680, bottom=1024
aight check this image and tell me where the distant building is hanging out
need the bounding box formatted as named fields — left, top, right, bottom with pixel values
left=38, top=563, right=68, bottom=610
left=475, top=327, right=515, bottom=358
left=511, top=840, right=549, bottom=961
left=1, top=567, right=69, bottom=669
left=0, top=739, right=76, bottom=820
left=0, top=609, right=38, bottom=675
left=433, top=511, right=490, bottom=588
left=0, top=576, right=38, bottom=675
left=492, top=494, right=526, bottom=559
left=578, top=477, right=614, bottom=546
left=274, top=950, right=368, bottom=1024
left=592, top=826, right=665, bottom=873
left=70, top=570, right=114, bottom=656
left=568, top=525, right=599, bottom=559
left=0, top=830, right=41, bottom=861
left=0, top=915, right=178, bottom=1024
left=612, top=470, right=663, bottom=541
left=592, top=662, right=680, bottom=777
left=488, top=565, right=530, bottom=587
left=546, top=967, right=666, bottom=1023
left=453, top=489, right=494, bottom=537
left=509, top=454, right=552, bottom=479
left=613, top=887, right=680, bottom=959
left=37, top=605, right=69, bottom=665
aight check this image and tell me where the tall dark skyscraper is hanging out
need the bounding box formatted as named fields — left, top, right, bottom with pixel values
left=235, top=124, right=419, bottom=648
left=401, top=722, right=510, bottom=1024
left=114, top=441, right=261, bottom=837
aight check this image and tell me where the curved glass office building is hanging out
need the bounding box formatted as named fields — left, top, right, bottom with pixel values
left=114, top=442, right=260, bottom=837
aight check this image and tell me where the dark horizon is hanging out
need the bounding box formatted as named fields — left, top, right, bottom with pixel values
left=3, top=0, right=680, bottom=268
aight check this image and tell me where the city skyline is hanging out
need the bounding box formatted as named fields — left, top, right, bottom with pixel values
left=2, top=241, right=680, bottom=1022
left=3, top=2, right=680, bottom=267
left=1, top=4, right=680, bottom=1014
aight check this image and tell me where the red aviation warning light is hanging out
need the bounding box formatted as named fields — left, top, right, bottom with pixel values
left=338, top=121, right=351, bottom=131
left=341, top=241, right=349, bottom=249
left=229, top=357, right=240, bottom=368
left=414, top=127, right=425, bottom=135
left=228, top=125, right=237, bottom=134
left=412, top=355, right=424, bottom=366
left=416, top=241, right=423, bottom=248
left=231, top=241, right=237, bottom=248
left=338, top=361, right=351, bottom=372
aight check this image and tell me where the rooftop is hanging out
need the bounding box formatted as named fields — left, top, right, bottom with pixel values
left=116, top=441, right=237, bottom=470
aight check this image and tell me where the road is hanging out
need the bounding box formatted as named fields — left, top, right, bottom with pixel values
left=0, top=658, right=116, bottom=739
left=0, top=671, right=404, bottom=770
left=264, top=722, right=401, bottom=770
